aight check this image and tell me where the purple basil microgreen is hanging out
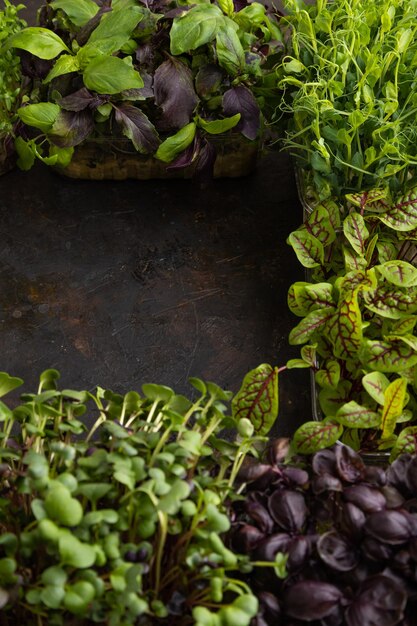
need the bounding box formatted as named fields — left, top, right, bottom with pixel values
left=154, top=57, right=199, bottom=130
left=47, top=109, right=95, bottom=148
left=223, top=85, right=261, bottom=141
left=317, top=531, right=359, bottom=572
left=268, top=489, right=307, bottom=532
left=344, top=485, right=387, bottom=514
left=114, top=103, right=160, bottom=154
left=345, top=575, right=407, bottom=626
left=58, top=88, right=108, bottom=112
left=365, top=510, right=413, bottom=545
left=285, top=581, right=344, bottom=621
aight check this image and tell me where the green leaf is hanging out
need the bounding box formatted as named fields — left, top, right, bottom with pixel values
left=44, top=486, right=83, bottom=527
left=218, top=0, right=234, bottom=16
left=343, top=212, right=369, bottom=255
left=328, top=290, right=363, bottom=359
left=390, top=426, right=417, bottom=461
left=359, top=339, right=417, bottom=372
left=319, top=381, right=351, bottom=416
left=315, top=360, right=340, bottom=389
left=44, top=54, right=80, bottom=83
left=83, top=56, right=143, bottom=95
left=64, top=581, right=95, bottom=614
left=335, top=401, right=380, bottom=429
left=170, top=4, right=225, bottom=55
left=15, top=137, right=36, bottom=171
left=18, top=103, right=61, bottom=133
left=288, top=282, right=334, bottom=317
left=379, top=186, right=417, bottom=232
left=88, top=5, right=144, bottom=43
left=293, top=419, right=343, bottom=454
left=49, top=145, right=74, bottom=168
left=0, top=372, right=23, bottom=398
left=40, top=585, right=65, bottom=609
left=197, top=113, right=241, bottom=135
left=377, top=260, right=417, bottom=288
left=59, top=533, right=96, bottom=569
left=283, top=58, right=306, bottom=74
left=287, top=229, right=324, bottom=268
left=289, top=307, right=336, bottom=345
left=159, top=479, right=191, bottom=515
left=41, top=566, right=68, bottom=587
left=381, top=377, right=408, bottom=439
left=50, top=0, right=99, bottom=27
left=232, top=364, right=278, bottom=436
left=9, top=27, right=70, bottom=59
left=362, top=371, right=390, bottom=405
left=155, top=122, right=196, bottom=163
left=142, top=383, right=174, bottom=403
left=306, top=204, right=336, bottom=247
left=364, top=285, right=417, bottom=319
left=216, top=22, right=245, bottom=76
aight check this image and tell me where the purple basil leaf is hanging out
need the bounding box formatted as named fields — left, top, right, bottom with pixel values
left=344, top=485, right=386, bottom=513
left=345, top=575, right=407, bottom=626
left=166, top=136, right=200, bottom=171
left=284, top=581, right=344, bottom=621
left=258, top=592, right=281, bottom=622
left=406, top=456, right=417, bottom=493
left=312, top=448, right=337, bottom=476
left=59, top=88, right=108, bottom=112
left=381, top=485, right=405, bottom=509
left=245, top=494, right=275, bottom=534
left=335, top=444, right=365, bottom=483
left=387, top=454, right=413, bottom=495
left=154, top=58, right=199, bottom=130
left=195, top=64, right=224, bottom=98
left=287, top=535, right=311, bottom=571
left=365, top=510, right=412, bottom=545
left=267, top=438, right=291, bottom=466
left=48, top=110, right=94, bottom=148
left=282, top=467, right=309, bottom=487
left=253, top=533, right=292, bottom=562
left=233, top=0, right=249, bottom=10
left=121, top=73, right=154, bottom=100
left=194, top=138, right=216, bottom=180
left=237, top=459, right=277, bottom=488
left=268, top=490, right=307, bottom=532
left=232, top=524, right=265, bottom=553
left=114, top=104, right=160, bottom=154
left=312, top=473, right=343, bottom=494
left=364, top=465, right=387, bottom=487
left=317, top=531, right=359, bottom=571
left=223, top=85, right=260, bottom=141
left=362, top=537, right=394, bottom=561
left=136, top=43, right=155, bottom=69
left=341, top=502, right=366, bottom=538
left=18, top=50, right=52, bottom=80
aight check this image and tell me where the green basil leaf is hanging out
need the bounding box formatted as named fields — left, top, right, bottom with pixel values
left=170, top=4, right=225, bottom=55
left=216, top=22, right=245, bottom=76
left=155, top=122, right=196, bottom=163
left=197, top=113, right=240, bottom=135
left=9, top=27, right=70, bottom=59
left=83, top=56, right=143, bottom=94
left=50, top=0, right=99, bottom=27
left=15, top=137, right=36, bottom=171
left=18, top=103, right=61, bottom=133
left=44, top=54, right=80, bottom=83
left=88, top=5, right=144, bottom=43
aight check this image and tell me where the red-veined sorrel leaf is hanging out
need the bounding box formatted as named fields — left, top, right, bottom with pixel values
left=343, top=213, right=369, bottom=255
left=338, top=269, right=377, bottom=296
left=386, top=334, right=417, bottom=351
left=397, top=409, right=413, bottom=423
left=293, top=419, right=343, bottom=454
left=346, top=187, right=388, bottom=211
left=319, top=381, right=351, bottom=416
left=301, top=344, right=317, bottom=368
left=365, top=234, right=378, bottom=266
left=362, top=371, right=390, bottom=405
left=359, top=339, right=417, bottom=372
left=363, top=285, right=417, bottom=319
left=288, top=282, right=334, bottom=317
left=390, top=426, right=417, bottom=461
left=305, top=204, right=336, bottom=247
left=377, top=239, right=398, bottom=263
left=381, top=377, right=408, bottom=439
left=343, top=245, right=367, bottom=272
left=377, top=260, right=417, bottom=287
left=379, top=186, right=417, bottom=232
left=328, top=291, right=362, bottom=359
left=321, top=199, right=341, bottom=231
left=391, top=316, right=417, bottom=335
left=315, top=360, right=340, bottom=389
left=232, top=364, right=278, bottom=436
left=335, top=401, right=380, bottom=429
left=289, top=307, right=336, bottom=345
left=287, top=229, right=324, bottom=268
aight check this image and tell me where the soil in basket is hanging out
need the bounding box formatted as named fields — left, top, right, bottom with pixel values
left=0, top=150, right=309, bottom=436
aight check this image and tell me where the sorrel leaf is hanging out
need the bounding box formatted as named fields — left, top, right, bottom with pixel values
left=170, top=4, right=225, bottom=55
left=287, top=229, right=324, bottom=268
left=288, top=282, right=334, bottom=317
left=293, top=419, right=343, bottom=454
left=316, top=360, right=340, bottom=390
left=343, top=213, right=369, bottom=255
left=232, top=363, right=279, bottom=436
left=18, top=103, right=60, bottom=133
left=83, top=56, right=143, bottom=94
left=319, top=381, right=351, bottom=417
left=362, top=372, right=390, bottom=405
left=44, top=55, right=80, bottom=84
left=359, top=339, right=417, bottom=372
left=364, top=285, right=417, bottom=319
left=155, top=122, right=196, bottom=163
left=223, top=85, right=260, bottom=141
left=50, top=0, right=99, bottom=27
left=327, top=290, right=362, bottom=359
left=381, top=378, right=408, bottom=439
left=289, top=307, right=336, bottom=345
left=379, top=186, right=417, bottom=232
left=197, top=114, right=241, bottom=135
left=335, top=401, right=380, bottom=429
left=153, top=58, right=198, bottom=130
left=9, top=27, right=71, bottom=59
left=47, top=110, right=95, bottom=148
left=306, top=204, right=336, bottom=247
left=215, top=22, right=245, bottom=76
left=390, top=426, right=417, bottom=461
left=377, top=260, right=417, bottom=288
left=114, top=104, right=160, bottom=154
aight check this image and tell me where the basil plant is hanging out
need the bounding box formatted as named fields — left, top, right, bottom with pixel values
left=6, top=0, right=283, bottom=173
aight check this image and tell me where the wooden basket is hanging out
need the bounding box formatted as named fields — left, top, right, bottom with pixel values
left=56, top=134, right=259, bottom=181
